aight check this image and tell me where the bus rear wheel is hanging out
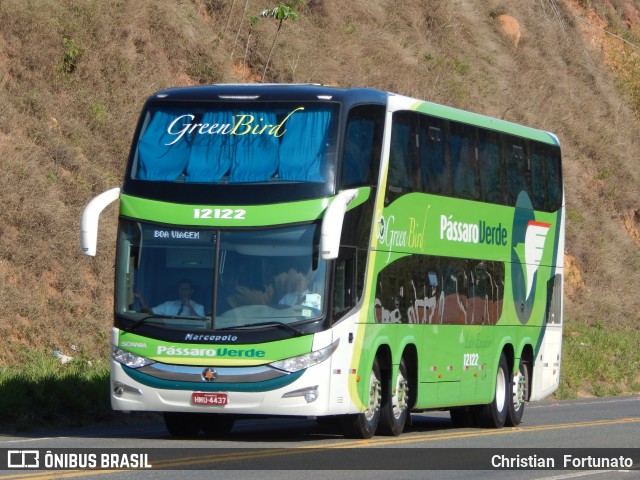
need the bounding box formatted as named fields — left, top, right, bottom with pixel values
left=342, top=359, right=382, bottom=439
left=378, top=358, right=409, bottom=436
left=506, top=359, right=528, bottom=426
left=474, top=353, right=509, bottom=428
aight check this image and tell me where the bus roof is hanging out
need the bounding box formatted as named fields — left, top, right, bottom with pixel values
left=149, top=83, right=388, bottom=108
left=148, top=84, right=559, bottom=146
left=413, top=98, right=559, bottom=146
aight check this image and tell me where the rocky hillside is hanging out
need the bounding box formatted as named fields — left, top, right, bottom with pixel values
left=0, top=0, right=638, bottom=392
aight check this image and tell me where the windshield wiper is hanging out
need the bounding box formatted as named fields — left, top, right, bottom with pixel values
left=123, top=314, right=173, bottom=332
left=219, top=321, right=304, bottom=337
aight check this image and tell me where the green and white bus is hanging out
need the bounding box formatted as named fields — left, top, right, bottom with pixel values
left=81, top=84, right=564, bottom=438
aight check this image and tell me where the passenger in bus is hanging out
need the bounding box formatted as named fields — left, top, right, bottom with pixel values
left=278, top=269, right=311, bottom=306
left=135, top=279, right=205, bottom=317
left=277, top=268, right=322, bottom=310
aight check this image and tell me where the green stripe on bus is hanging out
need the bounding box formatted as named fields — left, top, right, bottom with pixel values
left=119, top=188, right=371, bottom=226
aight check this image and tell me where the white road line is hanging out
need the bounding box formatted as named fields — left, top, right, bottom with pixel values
left=532, top=471, right=620, bottom=480
left=1, top=437, right=58, bottom=444
left=528, top=397, right=640, bottom=409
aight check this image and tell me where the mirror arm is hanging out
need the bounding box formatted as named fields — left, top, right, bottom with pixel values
left=80, top=187, right=121, bottom=256
left=320, top=189, right=358, bottom=260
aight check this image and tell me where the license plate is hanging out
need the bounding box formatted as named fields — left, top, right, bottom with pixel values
left=191, top=392, right=228, bottom=406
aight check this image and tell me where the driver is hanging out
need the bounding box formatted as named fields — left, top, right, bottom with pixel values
left=136, top=279, right=205, bottom=317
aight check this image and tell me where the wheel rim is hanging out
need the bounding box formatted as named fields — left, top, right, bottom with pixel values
left=495, top=365, right=506, bottom=412
left=512, top=368, right=526, bottom=412
left=365, top=370, right=381, bottom=421
left=392, top=370, right=409, bottom=420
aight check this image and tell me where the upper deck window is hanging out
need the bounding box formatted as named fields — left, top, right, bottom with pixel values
left=130, top=102, right=339, bottom=185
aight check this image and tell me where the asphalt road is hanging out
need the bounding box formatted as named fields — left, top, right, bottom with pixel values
left=1, top=396, right=638, bottom=480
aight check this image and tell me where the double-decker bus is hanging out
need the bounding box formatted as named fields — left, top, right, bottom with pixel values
left=81, top=84, right=564, bottom=438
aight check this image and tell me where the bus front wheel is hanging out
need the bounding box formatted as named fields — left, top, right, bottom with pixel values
left=342, top=358, right=382, bottom=439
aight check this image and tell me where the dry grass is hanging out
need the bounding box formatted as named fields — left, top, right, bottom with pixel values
left=0, top=0, right=638, bottom=398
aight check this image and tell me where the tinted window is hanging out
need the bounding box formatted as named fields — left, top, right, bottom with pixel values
left=420, top=117, right=450, bottom=195
left=505, top=137, right=531, bottom=205
left=478, top=129, right=505, bottom=204
left=374, top=255, right=504, bottom=325
left=530, top=142, right=548, bottom=210
left=450, top=123, right=479, bottom=200
left=341, top=105, right=385, bottom=188
left=544, top=146, right=562, bottom=211
left=387, top=112, right=561, bottom=210
left=388, top=111, right=418, bottom=195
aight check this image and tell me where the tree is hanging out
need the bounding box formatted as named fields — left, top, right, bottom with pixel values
left=230, top=0, right=251, bottom=61
left=259, top=5, right=298, bottom=82
left=243, top=16, right=259, bottom=82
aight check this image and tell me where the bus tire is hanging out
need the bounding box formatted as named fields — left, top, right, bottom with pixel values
left=506, top=359, right=528, bottom=426
left=202, top=414, right=235, bottom=436
left=163, top=412, right=201, bottom=436
left=475, top=352, right=509, bottom=428
left=378, top=358, right=409, bottom=436
left=342, top=358, right=382, bottom=439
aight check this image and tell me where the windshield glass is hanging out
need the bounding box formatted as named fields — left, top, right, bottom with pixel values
left=129, top=102, right=339, bottom=184
left=115, top=220, right=327, bottom=331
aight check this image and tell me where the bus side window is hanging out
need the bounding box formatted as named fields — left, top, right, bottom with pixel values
left=530, top=143, right=548, bottom=211
left=332, top=247, right=356, bottom=322
left=387, top=111, right=417, bottom=198
left=441, top=259, right=468, bottom=325
left=341, top=105, right=385, bottom=188
left=490, top=261, right=505, bottom=323
left=506, top=137, right=531, bottom=206
left=545, top=147, right=562, bottom=211
left=420, top=117, right=451, bottom=196
left=424, top=256, right=441, bottom=324
left=478, top=130, right=505, bottom=204
left=374, top=257, right=408, bottom=324
left=468, top=261, right=489, bottom=325
left=451, top=123, right=479, bottom=200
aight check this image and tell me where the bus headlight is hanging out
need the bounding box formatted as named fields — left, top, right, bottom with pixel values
left=269, top=339, right=339, bottom=373
left=112, top=346, right=155, bottom=368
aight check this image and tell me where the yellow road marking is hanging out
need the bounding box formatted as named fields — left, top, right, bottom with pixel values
left=3, top=417, right=638, bottom=479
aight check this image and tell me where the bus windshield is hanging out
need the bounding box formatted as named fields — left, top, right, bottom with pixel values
left=129, top=102, right=340, bottom=184
left=115, top=220, right=327, bottom=331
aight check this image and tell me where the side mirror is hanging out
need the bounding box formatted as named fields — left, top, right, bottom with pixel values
left=80, top=187, right=121, bottom=256
left=320, top=189, right=358, bottom=260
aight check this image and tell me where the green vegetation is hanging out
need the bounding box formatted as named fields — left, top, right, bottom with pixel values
left=595, top=167, right=612, bottom=180
left=59, top=37, right=82, bottom=76
left=582, top=0, right=640, bottom=120
left=0, top=349, right=111, bottom=431
left=611, top=45, right=640, bottom=121
left=558, top=319, right=640, bottom=398
left=259, top=5, right=298, bottom=81
left=187, top=53, right=223, bottom=84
